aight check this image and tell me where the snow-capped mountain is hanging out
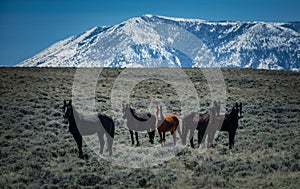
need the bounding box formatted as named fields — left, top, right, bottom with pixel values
left=16, top=14, right=300, bottom=71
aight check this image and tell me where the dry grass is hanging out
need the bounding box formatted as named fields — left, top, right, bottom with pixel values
left=0, top=67, right=299, bottom=188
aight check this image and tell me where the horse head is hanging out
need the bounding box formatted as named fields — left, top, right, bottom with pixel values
left=212, top=101, right=221, bottom=116
left=235, top=102, right=242, bottom=119
left=63, top=100, right=73, bottom=123
left=228, top=102, right=242, bottom=121
left=122, top=104, right=130, bottom=119
left=155, top=105, right=163, bottom=121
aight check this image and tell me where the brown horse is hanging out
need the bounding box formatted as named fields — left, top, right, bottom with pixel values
left=155, top=105, right=181, bottom=146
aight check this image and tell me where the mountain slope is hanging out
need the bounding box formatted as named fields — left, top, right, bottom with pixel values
left=16, top=15, right=300, bottom=71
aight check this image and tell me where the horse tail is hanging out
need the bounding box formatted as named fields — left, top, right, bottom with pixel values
left=174, top=116, right=179, bottom=129
left=98, top=113, right=115, bottom=139
left=111, top=119, right=115, bottom=139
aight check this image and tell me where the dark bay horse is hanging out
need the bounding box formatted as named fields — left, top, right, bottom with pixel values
left=181, top=101, right=221, bottom=148
left=122, top=104, right=156, bottom=146
left=182, top=102, right=242, bottom=149
left=63, top=100, right=115, bottom=158
left=155, top=105, right=181, bottom=146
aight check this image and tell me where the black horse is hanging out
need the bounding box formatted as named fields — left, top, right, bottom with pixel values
left=122, top=104, right=156, bottom=146
left=182, top=102, right=242, bottom=149
left=63, top=100, right=115, bottom=158
left=218, top=103, right=242, bottom=149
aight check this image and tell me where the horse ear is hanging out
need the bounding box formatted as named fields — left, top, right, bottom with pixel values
left=63, top=100, right=67, bottom=105
left=68, top=100, right=72, bottom=105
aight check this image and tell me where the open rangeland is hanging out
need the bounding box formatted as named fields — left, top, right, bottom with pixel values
left=0, top=67, right=299, bottom=188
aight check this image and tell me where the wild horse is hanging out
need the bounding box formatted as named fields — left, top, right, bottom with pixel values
left=63, top=100, right=115, bottom=158
left=182, top=102, right=242, bottom=149
left=155, top=105, right=181, bottom=146
left=122, top=104, right=156, bottom=146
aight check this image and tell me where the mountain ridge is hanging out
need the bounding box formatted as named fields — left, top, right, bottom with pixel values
left=16, top=14, right=300, bottom=71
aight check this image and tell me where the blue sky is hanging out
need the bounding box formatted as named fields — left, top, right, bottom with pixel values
left=0, top=0, right=299, bottom=66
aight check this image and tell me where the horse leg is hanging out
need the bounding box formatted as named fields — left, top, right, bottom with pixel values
left=207, top=132, right=214, bottom=148
left=228, top=130, right=236, bottom=149
left=106, top=133, right=113, bottom=156
left=198, top=130, right=205, bottom=148
left=158, top=131, right=163, bottom=146
left=135, top=132, right=140, bottom=146
left=107, top=122, right=115, bottom=156
left=148, top=130, right=155, bottom=144
left=72, top=133, right=83, bottom=158
left=96, top=131, right=105, bottom=154
left=129, top=130, right=134, bottom=145
left=182, top=125, right=188, bottom=145
left=171, top=131, right=176, bottom=145
left=177, top=125, right=182, bottom=140
left=189, top=128, right=195, bottom=148
left=190, top=136, right=194, bottom=149
left=158, top=131, right=162, bottom=143
left=162, top=132, right=166, bottom=146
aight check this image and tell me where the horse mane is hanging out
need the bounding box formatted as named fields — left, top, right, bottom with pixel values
left=199, top=113, right=210, bottom=122
left=164, top=114, right=178, bottom=123
left=71, top=105, right=88, bottom=121
left=129, top=107, right=151, bottom=122
left=155, top=106, right=179, bottom=131
left=98, top=112, right=110, bottom=119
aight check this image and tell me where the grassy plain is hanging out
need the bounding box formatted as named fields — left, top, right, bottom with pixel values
left=0, top=67, right=299, bottom=188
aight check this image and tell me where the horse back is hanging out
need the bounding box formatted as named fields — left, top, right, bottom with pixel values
left=220, top=116, right=238, bottom=132
left=165, top=114, right=179, bottom=124
left=132, top=111, right=152, bottom=122
left=182, top=112, right=199, bottom=129
left=196, top=113, right=210, bottom=131
left=158, top=114, right=179, bottom=132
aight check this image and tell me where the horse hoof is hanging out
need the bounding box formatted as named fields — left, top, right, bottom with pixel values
left=78, top=153, right=88, bottom=159
left=136, top=143, right=140, bottom=146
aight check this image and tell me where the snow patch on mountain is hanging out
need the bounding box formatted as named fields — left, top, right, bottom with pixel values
left=16, top=14, right=300, bottom=71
